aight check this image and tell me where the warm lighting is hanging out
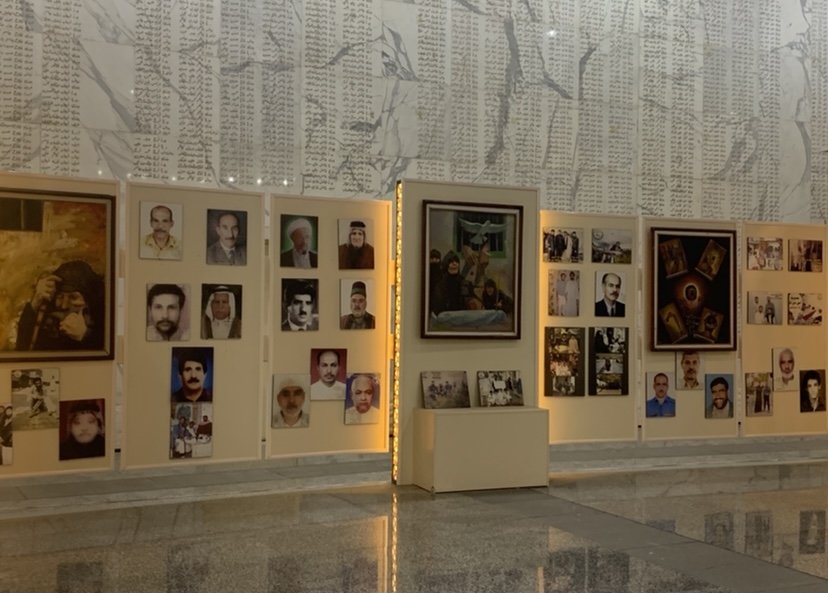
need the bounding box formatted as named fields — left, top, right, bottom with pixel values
left=546, top=29, right=558, bottom=38
left=391, top=181, right=403, bottom=483
left=228, top=176, right=236, bottom=183
left=391, top=491, right=398, bottom=592
left=282, top=178, right=289, bottom=186
left=256, top=178, right=263, bottom=185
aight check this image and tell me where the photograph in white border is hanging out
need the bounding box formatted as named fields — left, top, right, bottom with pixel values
left=542, top=227, right=584, bottom=263
left=645, top=371, right=676, bottom=418
left=477, top=371, right=523, bottom=406
left=787, top=293, right=823, bottom=326
left=591, top=228, right=632, bottom=264
left=746, top=237, right=783, bottom=271
left=10, top=368, right=59, bottom=430
left=773, top=347, right=798, bottom=392
left=747, top=292, right=783, bottom=326
left=170, top=402, right=213, bottom=459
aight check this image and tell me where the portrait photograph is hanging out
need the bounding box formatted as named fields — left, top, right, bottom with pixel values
left=542, top=227, right=584, bottom=263
left=800, top=510, right=826, bottom=554
left=0, top=190, right=115, bottom=361
left=477, top=370, right=523, bottom=406
left=589, top=327, right=628, bottom=395
left=340, top=279, right=375, bottom=330
left=705, top=512, right=734, bottom=550
left=773, top=346, right=798, bottom=392
left=272, top=374, right=310, bottom=428
left=0, top=403, right=12, bottom=465
left=645, top=371, right=676, bottom=418
left=281, top=278, right=319, bottom=331
left=799, top=369, right=826, bottom=412
left=200, top=284, right=242, bottom=339
left=338, top=218, right=374, bottom=269
left=544, top=327, right=585, bottom=396
left=789, top=239, right=823, bottom=272
left=746, top=236, right=783, bottom=271
left=591, top=228, right=632, bottom=264
left=548, top=270, right=580, bottom=316
left=344, top=373, right=381, bottom=424
left=704, top=373, right=734, bottom=419
left=423, top=201, right=522, bottom=339
left=139, top=201, right=183, bottom=261
left=787, top=292, right=823, bottom=326
left=170, top=347, right=214, bottom=403
left=745, top=372, right=772, bottom=416
left=58, top=399, right=105, bottom=460
left=675, top=350, right=703, bottom=391
left=205, top=209, right=247, bottom=266
left=309, top=348, right=347, bottom=400
left=651, top=228, right=736, bottom=350
left=280, top=214, right=319, bottom=268
left=170, top=402, right=213, bottom=459
left=10, top=367, right=59, bottom=430
left=747, top=292, right=783, bottom=325
left=421, top=370, right=470, bottom=409
left=594, top=271, right=627, bottom=317
left=146, top=283, right=190, bottom=342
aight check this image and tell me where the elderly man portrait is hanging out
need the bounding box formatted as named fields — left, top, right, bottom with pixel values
left=280, top=216, right=318, bottom=268
left=206, top=210, right=246, bottom=265
left=140, top=203, right=182, bottom=260
left=344, top=373, right=380, bottom=424
left=340, top=280, right=375, bottom=330
left=338, top=219, right=374, bottom=269
left=201, top=285, right=242, bottom=339
left=272, top=375, right=310, bottom=428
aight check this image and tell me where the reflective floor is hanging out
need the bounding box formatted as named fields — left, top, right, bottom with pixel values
left=3, top=459, right=828, bottom=592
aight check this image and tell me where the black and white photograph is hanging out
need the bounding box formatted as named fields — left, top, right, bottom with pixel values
left=544, top=327, right=585, bottom=396
left=146, top=283, right=190, bottom=341
left=10, top=368, right=59, bottom=430
left=591, top=228, right=632, bottom=264
left=800, top=510, right=826, bottom=554
left=645, top=371, right=676, bottom=418
left=170, top=402, right=213, bottom=459
left=344, top=373, right=381, bottom=424
left=542, top=227, right=583, bottom=263
left=593, top=271, right=627, bottom=317
left=789, top=239, right=823, bottom=272
left=272, top=374, right=310, bottom=428
left=340, top=279, right=376, bottom=330
left=280, top=215, right=319, bottom=268
left=139, top=201, right=183, bottom=260
left=338, top=218, right=374, bottom=269
left=705, top=374, right=734, bottom=419
left=0, top=403, right=12, bottom=465
left=745, top=372, right=772, bottom=417
left=746, top=237, right=783, bottom=271
left=477, top=370, right=523, bottom=406
left=799, top=369, right=826, bottom=412
left=589, top=327, right=628, bottom=395
left=310, top=348, right=347, bottom=400
left=206, top=209, right=247, bottom=265
left=787, top=292, right=823, bottom=326
left=281, top=279, right=319, bottom=331
left=58, top=399, right=106, bottom=460
left=421, top=370, right=470, bottom=409
left=773, top=347, right=798, bottom=392
left=548, top=270, right=580, bottom=317
left=747, top=292, right=783, bottom=325
left=200, top=284, right=242, bottom=339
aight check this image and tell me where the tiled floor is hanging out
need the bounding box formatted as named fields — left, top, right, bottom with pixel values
left=3, top=444, right=828, bottom=592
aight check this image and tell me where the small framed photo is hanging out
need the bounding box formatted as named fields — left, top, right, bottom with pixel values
left=310, top=348, right=347, bottom=400
left=675, top=350, right=703, bottom=391
left=170, top=402, right=213, bottom=459
left=789, top=239, right=823, bottom=272
left=543, top=327, right=584, bottom=396
left=746, top=237, right=783, bottom=271
left=747, top=292, right=783, bottom=325
left=140, top=201, right=183, bottom=260
left=200, top=284, right=242, bottom=339
left=146, top=283, right=190, bottom=341
left=59, top=399, right=106, bottom=460
left=787, top=293, right=823, bottom=326
left=10, top=368, right=59, bottom=430
left=344, top=373, right=381, bottom=424
left=548, top=270, right=580, bottom=317
left=542, top=227, right=584, bottom=263
left=477, top=370, right=523, bottom=406
left=773, top=347, right=798, bottom=392
left=281, top=279, right=319, bottom=331
left=704, top=374, right=734, bottom=418
left=279, top=215, right=319, bottom=268
left=340, top=279, right=376, bottom=330
left=272, top=374, right=310, bottom=428
left=171, top=347, right=214, bottom=403
left=338, top=218, right=374, bottom=269
left=589, top=327, right=628, bottom=395
left=594, top=271, right=627, bottom=317
left=421, top=370, right=470, bottom=408
left=591, top=228, right=632, bottom=264
left=645, top=371, right=676, bottom=417
left=745, top=372, right=772, bottom=416
left=799, top=369, right=826, bottom=412
left=206, top=209, right=247, bottom=266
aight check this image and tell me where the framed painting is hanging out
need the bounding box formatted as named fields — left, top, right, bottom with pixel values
left=0, top=189, right=115, bottom=361
left=651, top=228, right=736, bottom=351
left=422, top=201, right=522, bottom=339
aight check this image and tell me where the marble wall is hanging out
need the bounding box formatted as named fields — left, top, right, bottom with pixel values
left=0, top=0, right=826, bottom=221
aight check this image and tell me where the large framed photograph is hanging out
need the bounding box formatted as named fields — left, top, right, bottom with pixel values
left=422, top=201, right=522, bottom=339
left=651, top=228, right=736, bottom=351
left=0, top=189, right=115, bottom=361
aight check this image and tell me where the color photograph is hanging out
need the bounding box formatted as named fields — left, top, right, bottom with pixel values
left=421, top=370, right=470, bottom=408
left=200, top=284, right=242, bottom=339
left=344, top=373, right=381, bottom=424
left=787, top=293, right=823, bottom=326
left=139, top=201, right=182, bottom=260
left=773, top=347, right=798, bottom=392
left=272, top=374, right=310, bottom=428
left=280, top=215, right=319, bottom=268
left=340, top=279, right=376, bottom=330
left=542, top=227, right=584, bottom=263
left=746, top=237, right=783, bottom=271
left=146, top=283, right=190, bottom=341
left=58, top=399, right=106, bottom=460
left=338, top=218, right=374, bottom=269
left=170, top=402, right=213, bottom=459
left=645, top=371, right=676, bottom=417
left=544, top=327, right=584, bottom=396
left=310, top=348, right=347, bottom=400
left=171, top=347, right=214, bottom=403
left=704, top=374, right=734, bottom=419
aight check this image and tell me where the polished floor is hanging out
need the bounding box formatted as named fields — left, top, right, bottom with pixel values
left=4, top=448, right=828, bottom=592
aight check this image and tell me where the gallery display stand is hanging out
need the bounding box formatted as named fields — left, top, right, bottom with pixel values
left=412, top=407, right=549, bottom=493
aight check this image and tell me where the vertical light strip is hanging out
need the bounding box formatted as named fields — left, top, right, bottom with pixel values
left=391, top=181, right=403, bottom=483
left=390, top=491, right=398, bottom=592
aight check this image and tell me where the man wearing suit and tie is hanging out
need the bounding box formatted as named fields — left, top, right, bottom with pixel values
left=595, top=272, right=626, bottom=317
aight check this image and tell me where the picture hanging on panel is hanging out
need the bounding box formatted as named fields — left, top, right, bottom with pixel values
left=800, top=511, right=826, bottom=554
left=146, top=283, right=190, bottom=341
left=594, top=271, right=627, bottom=317
left=548, top=270, right=580, bottom=317
left=789, top=239, right=823, bottom=272
left=704, top=374, right=734, bottom=419
left=10, top=368, right=59, bottom=430
left=477, top=370, right=523, bottom=406
left=344, top=373, right=381, bottom=424
left=772, top=347, right=798, bottom=392
left=140, top=201, right=183, bottom=260
left=705, top=512, right=734, bottom=550
left=281, top=279, right=319, bottom=331
left=0, top=403, right=11, bottom=465
left=171, top=347, right=213, bottom=403
left=744, top=511, right=773, bottom=561
left=645, top=371, right=676, bottom=418
left=58, top=399, right=105, bottom=460
left=746, top=237, right=783, bottom=271
left=651, top=228, right=736, bottom=350
left=170, top=402, right=213, bottom=459
left=0, top=190, right=114, bottom=361
left=340, top=279, right=375, bottom=330
left=543, top=327, right=585, bottom=396
left=745, top=372, right=772, bottom=417
left=420, top=370, right=470, bottom=409
left=279, top=215, right=318, bottom=268
left=799, top=369, right=826, bottom=412
left=200, top=284, right=242, bottom=339
left=787, top=293, right=823, bottom=326
left=206, top=209, right=247, bottom=266
left=591, top=228, right=632, bottom=264
left=746, top=292, right=783, bottom=325
left=272, top=374, right=310, bottom=428
left=589, top=327, right=628, bottom=395
left=675, top=350, right=703, bottom=391
left=310, top=348, right=347, bottom=400
left=338, top=218, right=374, bottom=269
left=542, top=227, right=583, bottom=263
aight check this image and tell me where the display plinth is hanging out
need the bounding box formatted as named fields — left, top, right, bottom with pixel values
left=412, top=407, right=549, bottom=493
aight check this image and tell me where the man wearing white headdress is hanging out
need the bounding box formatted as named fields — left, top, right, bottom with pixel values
left=201, top=286, right=241, bottom=339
